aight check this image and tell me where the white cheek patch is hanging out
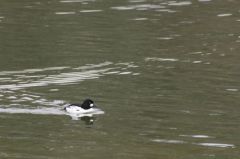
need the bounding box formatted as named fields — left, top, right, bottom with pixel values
left=90, top=103, right=94, bottom=107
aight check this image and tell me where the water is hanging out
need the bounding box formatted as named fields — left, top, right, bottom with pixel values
left=0, top=0, right=240, bottom=158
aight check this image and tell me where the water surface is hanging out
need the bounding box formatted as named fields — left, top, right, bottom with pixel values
left=0, top=0, right=240, bottom=158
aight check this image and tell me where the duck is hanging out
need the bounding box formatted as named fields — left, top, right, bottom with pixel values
left=64, top=99, right=99, bottom=114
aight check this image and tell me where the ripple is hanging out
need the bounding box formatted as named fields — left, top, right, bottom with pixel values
left=192, top=60, right=202, bottom=64
left=152, top=139, right=235, bottom=148
left=156, top=9, right=176, bottom=13
left=0, top=62, right=138, bottom=90
left=168, top=1, right=192, bottom=6
left=74, top=61, right=112, bottom=70
left=20, top=97, right=33, bottom=101
left=145, top=57, right=179, bottom=62
left=111, top=6, right=134, bottom=11
left=0, top=106, right=104, bottom=121
left=132, top=73, right=140, bottom=76
left=55, top=12, right=76, bottom=15
left=198, top=0, right=212, bottom=2
left=0, top=66, right=69, bottom=76
left=196, top=143, right=235, bottom=148
left=21, top=94, right=40, bottom=98
left=0, top=16, right=4, bottom=22
left=0, top=107, right=65, bottom=115
left=152, top=139, right=186, bottom=144
left=129, top=0, right=146, bottom=3
left=119, top=72, right=132, bottom=75
left=180, top=134, right=213, bottom=138
left=103, top=71, right=120, bottom=75
left=217, top=13, right=232, bottom=17
left=0, top=61, right=139, bottom=112
left=49, top=89, right=59, bottom=92
left=111, top=4, right=165, bottom=11
left=0, top=61, right=137, bottom=120
left=60, top=0, right=95, bottom=3
left=132, top=18, right=148, bottom=21
left=157, top=37, right=174, bottom=40
left=226, top=88, right=238, bottom=92
left=7, top=96, right=17, bottom=99
left=79, top=10, right=102, bottom=13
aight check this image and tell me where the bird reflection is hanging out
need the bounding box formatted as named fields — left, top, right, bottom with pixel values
left=70, top=114, right=97, bottom=125
left=80, top=116, right=96, bottom=125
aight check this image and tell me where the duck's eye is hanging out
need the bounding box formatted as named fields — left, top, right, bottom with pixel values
left=90, top=103, right=94, bottom=107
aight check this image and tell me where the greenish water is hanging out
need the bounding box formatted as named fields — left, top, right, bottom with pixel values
left=0, top=0, right=240, bottom=158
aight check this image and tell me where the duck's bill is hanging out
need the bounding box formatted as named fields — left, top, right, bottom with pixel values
left=93, top=104, right=98, bottom=108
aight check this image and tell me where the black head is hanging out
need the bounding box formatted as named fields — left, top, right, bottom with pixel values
left=81, top=99, right=95, bottom=110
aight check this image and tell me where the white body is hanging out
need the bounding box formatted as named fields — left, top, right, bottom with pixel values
left=65, top=106, right=104, bottom=120
left=65, top=105, right=103, bottom=114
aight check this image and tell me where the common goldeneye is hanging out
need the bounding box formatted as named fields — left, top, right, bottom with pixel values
left=64, top=99, right=99, bottom=114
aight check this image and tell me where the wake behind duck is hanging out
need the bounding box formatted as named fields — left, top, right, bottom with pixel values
left=0, top=99, right=104, bottom=120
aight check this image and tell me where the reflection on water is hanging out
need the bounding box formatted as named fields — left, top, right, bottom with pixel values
left=152, top=138, right=235, bottom=148
left=196, top=143, right=235, bottom=148
left=60, top=0, right=95, bottom=3
left=0, top=61, right=139, bottom=90
left=0, top=106, right=104, bottom=122
left=168, top=1, right=192, bottom=6
left=80, top=116, right=95, bottom=125
left=145, top=57, right=179, bottom=62
left=55, top=12, right=76, bottom=15
left=111, top=0, right=194, bottom=13
left=152, top=139, right=186, bottom=144
left=0, top=107, right=65, bottom=115
left=79, top=10, right=102, bottom=13
left=0, top=61, right=136, bottom=120
left=179, top=134, right=213, bottom=138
